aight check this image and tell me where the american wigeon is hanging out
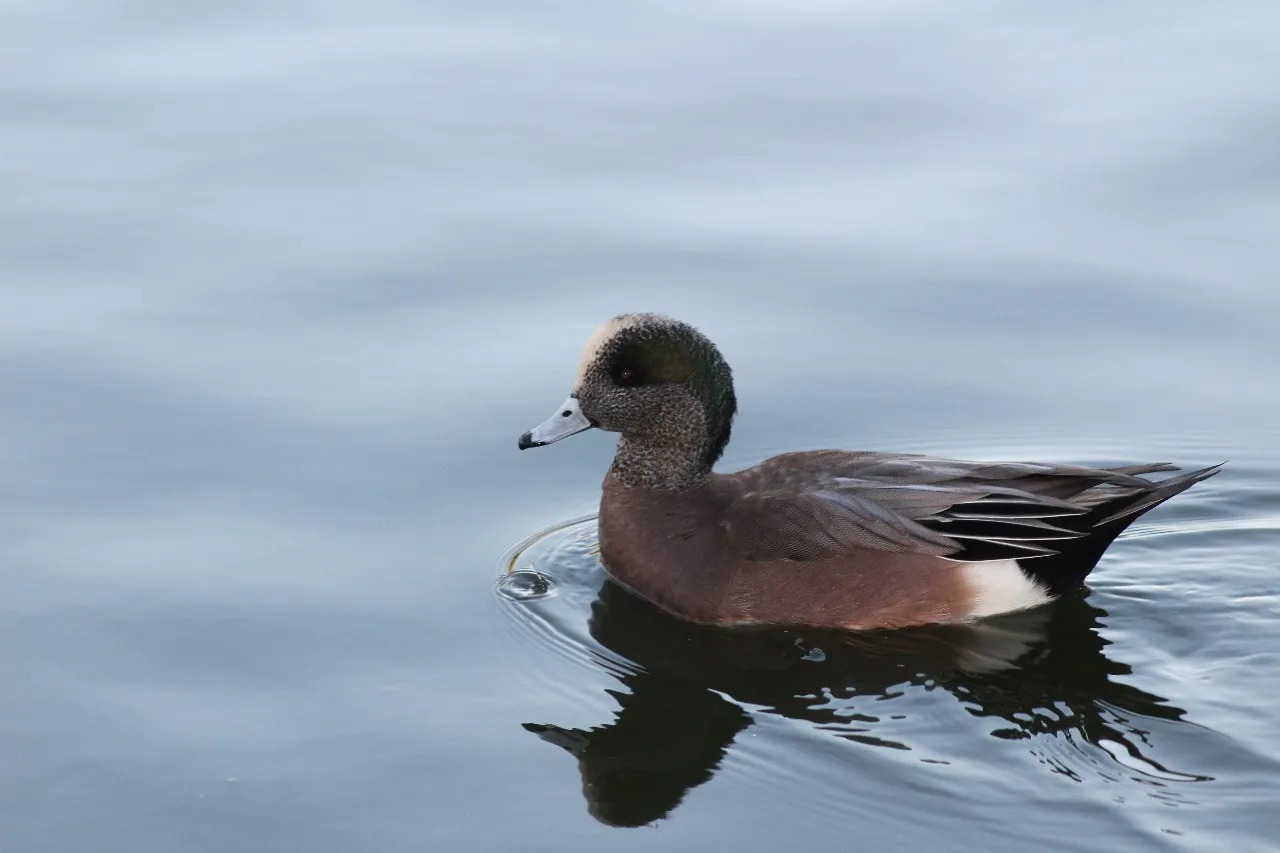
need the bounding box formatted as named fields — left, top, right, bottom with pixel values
left=518, top=313, right=1221, bottom=630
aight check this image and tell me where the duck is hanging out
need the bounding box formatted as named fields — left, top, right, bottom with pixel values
left=517, top=313, right=1222, bottom=631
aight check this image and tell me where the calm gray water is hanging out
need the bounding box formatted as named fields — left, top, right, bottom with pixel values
left=5, top=2, right=1280, bottom=851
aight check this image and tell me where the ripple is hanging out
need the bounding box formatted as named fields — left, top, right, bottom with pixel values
left=497, top=568, right=559, bottom=601
left=495, top=516, right=640, bottom=684
left=1122, top=515, right=1280, bottom=540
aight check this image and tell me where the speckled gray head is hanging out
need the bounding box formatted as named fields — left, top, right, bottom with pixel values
left=518, top=313, right=737, bottom=487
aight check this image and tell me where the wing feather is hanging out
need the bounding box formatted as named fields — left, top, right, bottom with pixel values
left=722, top=453, right=1182, bottom=563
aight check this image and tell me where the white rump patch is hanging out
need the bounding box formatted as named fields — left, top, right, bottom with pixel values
left=960, top=560, right=1053, bottom=620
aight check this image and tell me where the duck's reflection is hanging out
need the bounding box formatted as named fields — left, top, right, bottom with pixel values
left=524, top=579, right=1195, bottom=827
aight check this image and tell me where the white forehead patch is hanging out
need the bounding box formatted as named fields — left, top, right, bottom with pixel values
left=573, top=314, right=645, bottom=390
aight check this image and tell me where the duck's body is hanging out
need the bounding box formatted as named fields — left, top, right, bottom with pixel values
left=599, top=452, right=1218, bottom=630
left=519, top=313, right=1221, bottom=631
left=599, top=467, right=976, bottom=630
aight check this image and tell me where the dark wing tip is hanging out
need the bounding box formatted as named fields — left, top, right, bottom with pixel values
left=1093, top=462, right=1225, bottom=526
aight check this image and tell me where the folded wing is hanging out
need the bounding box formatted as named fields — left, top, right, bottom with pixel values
left=721, top=453, right=1202, bottom=563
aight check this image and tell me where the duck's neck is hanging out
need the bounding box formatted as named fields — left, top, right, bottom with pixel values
left=610, top=435, right=713, bottom=491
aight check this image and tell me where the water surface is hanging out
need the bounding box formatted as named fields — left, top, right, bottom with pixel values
left=5, top=2, right=1280, bottom=851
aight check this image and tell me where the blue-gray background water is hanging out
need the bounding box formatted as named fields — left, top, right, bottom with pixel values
left=5, top=2, right=1279, bottom=850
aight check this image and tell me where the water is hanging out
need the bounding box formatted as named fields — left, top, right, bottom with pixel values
left=4, top=2, right=1280, bottom=851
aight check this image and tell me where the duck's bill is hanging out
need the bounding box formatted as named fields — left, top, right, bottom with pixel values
left=518, top=396, right=595, bottom=449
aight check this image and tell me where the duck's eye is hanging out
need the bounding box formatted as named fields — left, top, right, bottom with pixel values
left=614, top=367, right=638, bottom=385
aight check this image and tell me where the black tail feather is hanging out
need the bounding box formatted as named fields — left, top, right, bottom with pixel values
left=1018, top=464, right=1223, bottom=595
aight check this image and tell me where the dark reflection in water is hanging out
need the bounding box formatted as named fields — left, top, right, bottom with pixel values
left=525, top=579, right=1205, bottom=827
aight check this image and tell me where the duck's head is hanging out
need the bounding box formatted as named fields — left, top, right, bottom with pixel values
left=519, top=313, right=737, bottom=487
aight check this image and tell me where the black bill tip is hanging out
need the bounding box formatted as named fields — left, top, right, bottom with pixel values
left=517, top=431, right=543, bottom=450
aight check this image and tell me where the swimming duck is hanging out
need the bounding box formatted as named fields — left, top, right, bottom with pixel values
left=518, top=313, right=1221, bottom=630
